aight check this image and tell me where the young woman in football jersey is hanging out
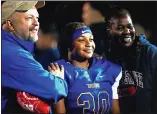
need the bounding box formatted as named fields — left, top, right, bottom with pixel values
left=52, top=22, right=122, bottom=114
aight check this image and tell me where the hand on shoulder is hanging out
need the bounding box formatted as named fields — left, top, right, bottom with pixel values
left=48, top=63, right=64, bottom=80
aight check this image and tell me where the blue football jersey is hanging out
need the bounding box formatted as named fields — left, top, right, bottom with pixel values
left=56, top=57, right=121, bottom=114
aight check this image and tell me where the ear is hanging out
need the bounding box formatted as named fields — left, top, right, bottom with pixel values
left=5, top=19, right=15, bottom=32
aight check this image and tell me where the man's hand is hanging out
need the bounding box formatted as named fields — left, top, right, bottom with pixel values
left=48, top=63, right=64, bottom=80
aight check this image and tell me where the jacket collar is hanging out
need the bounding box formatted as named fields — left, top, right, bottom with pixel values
left=2, top=29, right=35, bottom=55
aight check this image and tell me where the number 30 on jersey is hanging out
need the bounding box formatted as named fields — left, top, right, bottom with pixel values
left=77, top=91, right=110, bottom=114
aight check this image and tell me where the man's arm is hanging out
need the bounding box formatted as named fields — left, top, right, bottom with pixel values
left=16, top=63, right=66, bottom=114
left=2, top=47, right=67, bottom=103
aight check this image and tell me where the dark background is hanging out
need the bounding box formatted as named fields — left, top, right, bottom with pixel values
left=2, top=1, right=157, bottom=45
left=38, top=1, right=157, bottom=46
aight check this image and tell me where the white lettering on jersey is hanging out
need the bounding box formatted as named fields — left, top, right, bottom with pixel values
left=123, top=70, right=143, bottom=88
left=86, top=83, right=100, bottom=88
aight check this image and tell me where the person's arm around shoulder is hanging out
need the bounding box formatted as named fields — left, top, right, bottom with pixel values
left=112, top=68, right=122, bottom=114
left=2, top=48, right=67, bottom=103
left=16, top=63, right=66, bottom=114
